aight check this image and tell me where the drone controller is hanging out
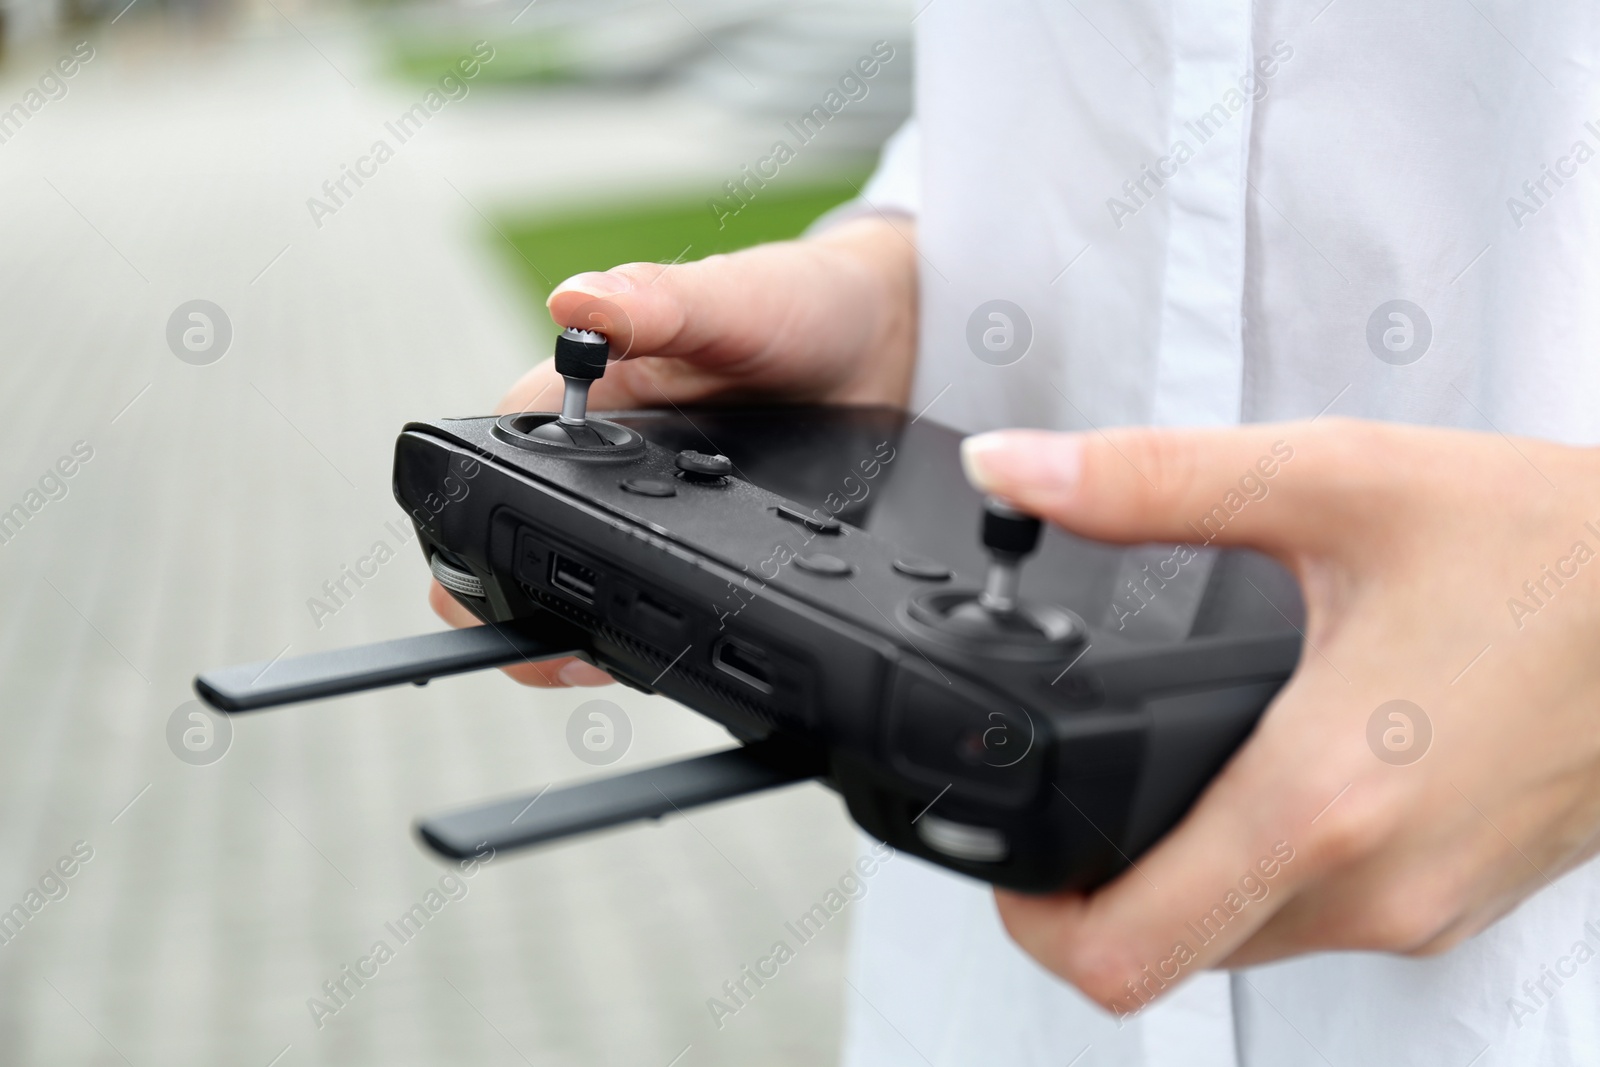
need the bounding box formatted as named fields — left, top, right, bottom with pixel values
left=196, top=328, right=1304, bottom=892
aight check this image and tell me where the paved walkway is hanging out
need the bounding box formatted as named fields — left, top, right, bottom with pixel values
left=0, top=14, right=884, bottom=1066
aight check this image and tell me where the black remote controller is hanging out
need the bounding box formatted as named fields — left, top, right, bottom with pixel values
left=196, top=327, right=1304, bottom=892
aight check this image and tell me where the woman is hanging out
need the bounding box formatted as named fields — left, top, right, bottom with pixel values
left=435, top=4, right=1600, bottom=1062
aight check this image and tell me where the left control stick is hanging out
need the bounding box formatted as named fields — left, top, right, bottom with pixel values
left=555, top=326, right=610, bottom=428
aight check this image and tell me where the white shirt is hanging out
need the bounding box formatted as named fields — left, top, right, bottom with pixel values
left=839, top=1, right=1600, bottom=1064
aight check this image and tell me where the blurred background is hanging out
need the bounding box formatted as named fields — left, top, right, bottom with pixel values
left=0, top=0, right=909, bottom=1062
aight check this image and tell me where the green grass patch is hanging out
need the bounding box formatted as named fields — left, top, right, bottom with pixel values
left=385, top=32, right=574, bottom=87
left=492, top=178, right=867, bottom=318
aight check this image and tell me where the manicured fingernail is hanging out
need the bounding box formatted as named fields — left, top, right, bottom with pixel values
left=961, top=431, right=1083, bottom=496
left=959, top=433, right=1006, bottom=492
left=550, top=271, right=632, bottom=300
left=558, top=660, right=612, bottom=687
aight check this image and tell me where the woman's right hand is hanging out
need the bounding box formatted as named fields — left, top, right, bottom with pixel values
left=430, top=214, right=920, bottom=686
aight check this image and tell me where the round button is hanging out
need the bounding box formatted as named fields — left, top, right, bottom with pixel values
left=893, top=555, right=952, bottom=581
left=620, top=477, right=676, bottom=498
left=793, top=553, right=854, bottom=578
left=675, top=449, right=733, bottom=479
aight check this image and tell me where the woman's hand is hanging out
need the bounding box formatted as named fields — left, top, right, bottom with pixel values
left=429, top=215, right=918, bottom=686
left=961, top=419, right=1600, bottom=1016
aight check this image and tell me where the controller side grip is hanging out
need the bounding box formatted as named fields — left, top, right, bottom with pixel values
left=1119, top=679, right=1284, bottom=858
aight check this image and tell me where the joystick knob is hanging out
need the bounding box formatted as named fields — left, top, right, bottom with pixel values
left=554, top=327, right=610, bottom=427
left=491, top=328, right=644, bottom=457
left=902, top=497, right=1082, bottom=659
left=978, top=498, right=1042, bottom=615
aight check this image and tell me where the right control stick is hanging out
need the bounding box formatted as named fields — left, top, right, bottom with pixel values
left=902, top=495, right=1082, bottom=658
left=978, top=498, right=1042, bottom=616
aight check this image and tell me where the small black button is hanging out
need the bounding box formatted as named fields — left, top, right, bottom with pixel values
left=893, top=555, right=952, bottom=581
left=774, top=504, right=841, bottom=535
left=620, top=477, right=676, bottom=498
left=675, top=450, right=733, bottom=480
left=793, top=553, right=854, bottom=577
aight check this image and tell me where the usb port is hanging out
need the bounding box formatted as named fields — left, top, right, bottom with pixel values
left=712, top=636, right=775, bottom=695
left=550, top=554, right=598, bottom=604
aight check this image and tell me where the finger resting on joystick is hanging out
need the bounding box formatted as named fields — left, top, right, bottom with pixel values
left=547, top=289, right=639, bottom=360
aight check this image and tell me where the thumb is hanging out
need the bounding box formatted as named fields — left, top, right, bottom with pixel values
left=959, top=423, right=1336, bottom=554
left=546, top=249, right=807, bottom=369
left=546, top=264, right=683, bottom=362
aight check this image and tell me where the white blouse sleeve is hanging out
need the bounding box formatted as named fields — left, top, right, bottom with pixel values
left=806, top=118, right=919, bottom=234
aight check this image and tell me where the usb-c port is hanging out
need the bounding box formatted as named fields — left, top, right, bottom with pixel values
left=550, top=555, right=598, bottom=605
left=712, top=636, right=775, bottom=695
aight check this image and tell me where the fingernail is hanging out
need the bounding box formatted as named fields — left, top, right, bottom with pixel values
left=550, top=271, right=632, bottom=300
left=558, top=660, right=612, bottom=687
left=961, top=431, right=1083, bottom=496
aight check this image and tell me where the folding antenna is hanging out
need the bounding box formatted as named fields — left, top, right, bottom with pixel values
left=193, top=614, right=826, bottom=865
left=194, top=616, right=588, bottom=712
left=416, top=738, right=826, bottom=859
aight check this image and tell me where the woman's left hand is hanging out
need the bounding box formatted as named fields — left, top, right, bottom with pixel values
left=961, top=418, right=1600, bottom=1016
